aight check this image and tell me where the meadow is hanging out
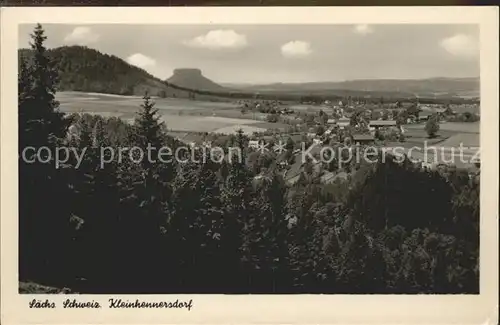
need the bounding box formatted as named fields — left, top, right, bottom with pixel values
left=57, top=91, right=287, bottom=134
left=57, top=92, right=480, bottom=140
left=385, top=121, right=480, bottom=169
left=402, top=122, right=479, bottom=149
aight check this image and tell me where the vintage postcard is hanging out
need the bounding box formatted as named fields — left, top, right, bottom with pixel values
left=1, top=6, right=498, bottom=325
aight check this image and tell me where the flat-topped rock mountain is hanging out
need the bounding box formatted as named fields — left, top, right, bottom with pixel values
left=166, top=68, right=225, bottom=92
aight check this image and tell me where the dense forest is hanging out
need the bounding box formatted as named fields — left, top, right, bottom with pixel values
left=19, top=24, right=479, bottom=294
left=18, top=45, right=191, bottom=98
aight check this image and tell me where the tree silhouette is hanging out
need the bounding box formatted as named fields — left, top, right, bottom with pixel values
left=425, top=114, right=440, bottom=138
left=18, top=23, right=73, bottom=286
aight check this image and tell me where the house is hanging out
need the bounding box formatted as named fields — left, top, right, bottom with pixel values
left=248, top=140, right=260, bottom=149
left=369, top=120, right=397, bottom=128
left=418, top=110, right=436, bottom=122
left=337, top=117, right=350, bottom=129
left=313, top=138, right=323, bottom=145
left=327, top=118, right=336, bottom=125
left=352, top=134, right=375, bottom=145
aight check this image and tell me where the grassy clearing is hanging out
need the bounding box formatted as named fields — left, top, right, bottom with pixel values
left=160, top=115, right=261, bottom=133
left=405, top=122, right=479, bottom=133
left=213, top=124, right=269, bottom=135
left=401, top=122, right=479, bottom=147
left=58, top=92, right=290, bottom=133
left=438, top=133, right=480, bottom=148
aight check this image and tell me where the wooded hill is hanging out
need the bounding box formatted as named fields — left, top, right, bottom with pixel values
left=17, top=46, right=225, bottom=100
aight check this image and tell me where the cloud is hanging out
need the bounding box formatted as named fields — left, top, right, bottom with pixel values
left=64, top=26, right=100, bottom=45
left=440, top=34, right=478, bottom=59
left=354, top=24, right=373, bottom=35
left=126, top=53, right=156, bottom=69
left=183, top=30, right=248, bottom=50
left=281, top=41, right=312, bottom=58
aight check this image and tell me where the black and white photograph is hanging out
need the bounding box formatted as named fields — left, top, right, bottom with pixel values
left=1, top=6, right=498, bottom=325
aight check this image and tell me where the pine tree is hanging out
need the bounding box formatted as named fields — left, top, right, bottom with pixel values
left=116, top=94, right=173, bottom=291
left=19, top=23, right=69, bottom=150
left=166, top=153, right=227, bottom=292
left=219, top=154, right=255, bottom=292
left=18, top=23, right=73, bottom=286
left=132, top=94, right=165, bottom=167
left=18, top=56, right=32, bottom=104
left=245, top=172, right=291, bottom=292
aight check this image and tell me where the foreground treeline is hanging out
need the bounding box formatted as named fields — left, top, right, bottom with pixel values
left=19, top=24, right=479, bottom=294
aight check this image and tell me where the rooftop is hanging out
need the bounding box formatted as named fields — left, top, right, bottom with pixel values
left=352, top=134, right=375, bottom=141
left=369, top=120, right=397, bottom=126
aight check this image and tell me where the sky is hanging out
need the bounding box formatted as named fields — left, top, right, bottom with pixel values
left=18, top=24, right=480, bottom=84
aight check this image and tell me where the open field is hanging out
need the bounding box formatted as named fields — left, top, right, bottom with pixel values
left=57, top=92, right=480, bottom=139
left=398, top=122, right=479, bottom=147
left=438, top=133, right=480, bottom=148
left=58, top=91, right=237, bottom=112
left=405, top=121, right=479, bottom=133
left=57, top=91, right=287, bottom=133
left=385, top=121, right=480, bottom=169
left=159, top=115, right=265, bottom=133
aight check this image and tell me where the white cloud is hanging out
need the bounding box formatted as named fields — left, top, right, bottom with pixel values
left=440, top=34, right=478, bottom=59
left=281, top=41, right=312, bottom=58
left=354, top=24, right=373, bottom=35
left=64, top=26, right=100, bottom=45
left=126, top=53, right=156, bottom=69
left=183, top=30, right=248, bottom=50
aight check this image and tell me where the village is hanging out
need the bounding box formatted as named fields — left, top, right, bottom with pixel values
left=169, top=97, right=480, bottom=186
left=14, top=21, right=486, bottom=299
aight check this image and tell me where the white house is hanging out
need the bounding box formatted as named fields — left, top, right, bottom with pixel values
left=248, top=140, right=260, bottom=149
left=337, top=117, right=350, bottom=129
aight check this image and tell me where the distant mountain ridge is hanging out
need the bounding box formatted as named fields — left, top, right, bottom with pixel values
left=17, top=46, right=479, bottom=102
left=222, top=77, right=480, bottom=98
